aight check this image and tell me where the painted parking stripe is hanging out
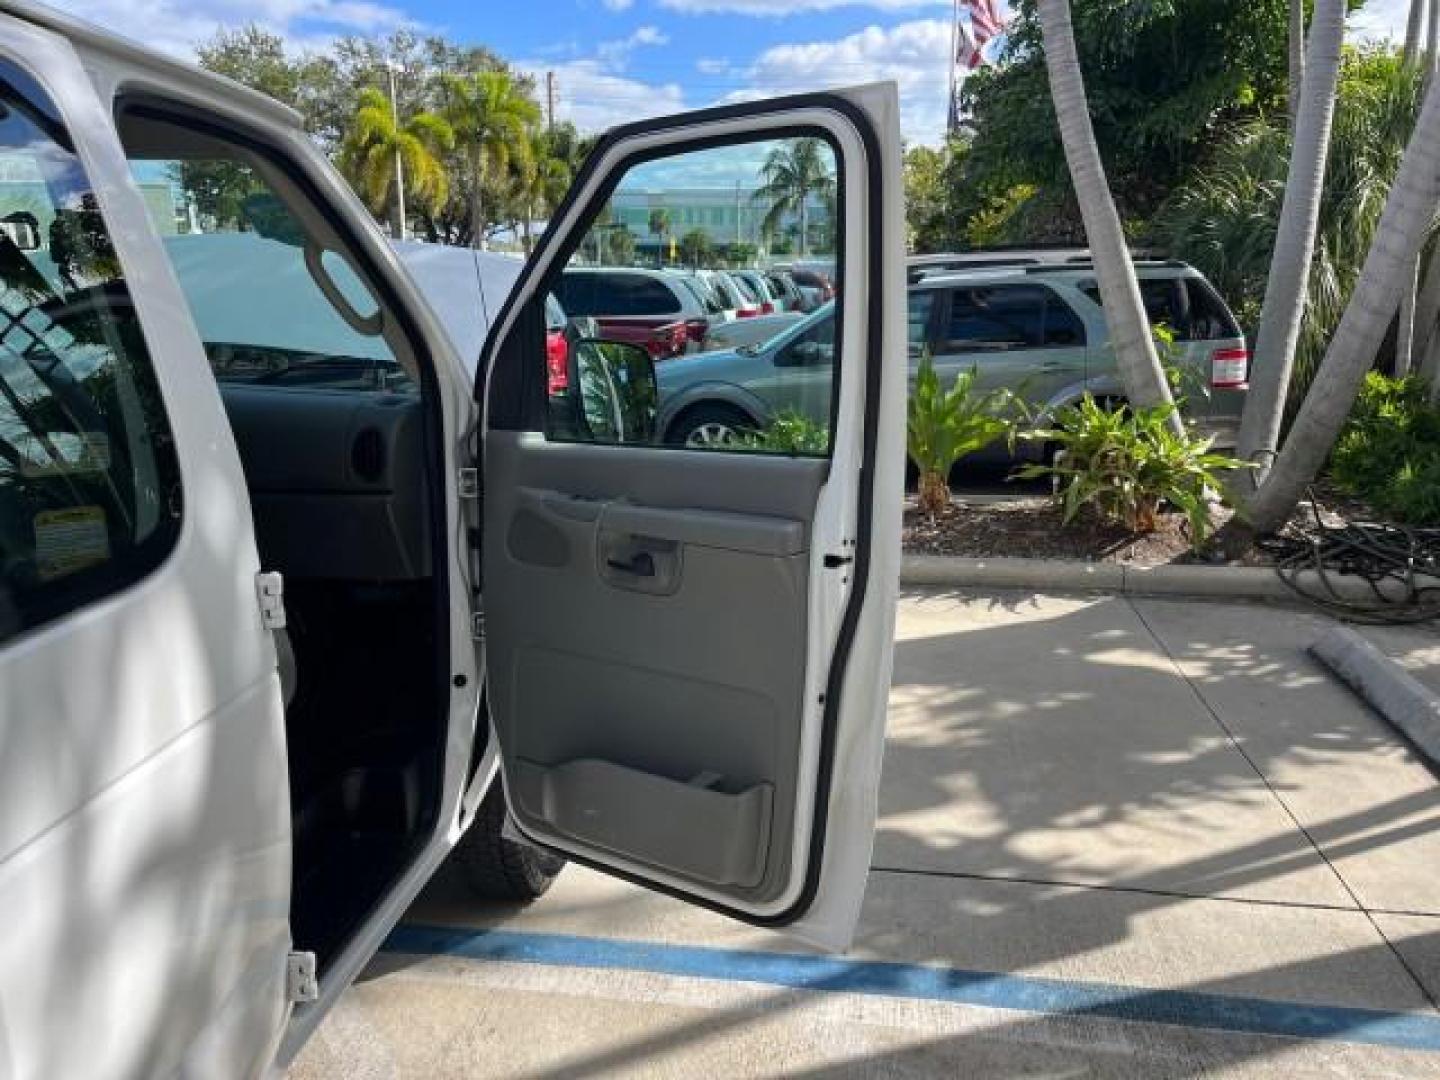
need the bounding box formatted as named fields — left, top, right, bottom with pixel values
left=385, top=925, right=1440, bottom=1052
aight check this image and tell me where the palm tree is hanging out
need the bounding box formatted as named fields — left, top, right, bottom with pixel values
left=648, top=208, right=670, bottom=265
left=441, top=70, right=540, bottom=249
left=1408, top=0, right=1428, bottom=66
left=1233, top=0, right=1346, bottom=485
left=1289, top=0, right=1306, bottom=132
left=1241, top=74, right=1440, bottom=536
left=1035, top=0, right=1179, bottom=429
left=753, top=138, right=835, bottom=258
left=339, top=87, right=452, bottom=238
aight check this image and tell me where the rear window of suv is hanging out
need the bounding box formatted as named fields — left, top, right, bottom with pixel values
left=558, top=272, right=680, bottom=317
left=1079, top=277, right=1241, bottom=342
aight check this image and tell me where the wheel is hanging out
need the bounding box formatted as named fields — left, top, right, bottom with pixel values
left=450, top=783, right=566, bottom=902
left=668, top=403, right=756, bottom=448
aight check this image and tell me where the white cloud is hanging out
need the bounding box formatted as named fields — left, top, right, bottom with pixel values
left=696, top=57, right=731, bottom=75
left=517, top=59, right=687, bottom=132
left=602, top=0, right=636, bottom=8
left=723, top=19, right=953, bottom=144
left=660, top=0, right=945, bottom=14
left=596, top=24, right=671, bottom=69
left=1350, top=0, right=1408, bottom=41
left=50, top=0, right=410, bottom=58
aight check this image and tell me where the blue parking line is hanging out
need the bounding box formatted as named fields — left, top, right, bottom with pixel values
left=385, top=924, right=1440, bottom=1052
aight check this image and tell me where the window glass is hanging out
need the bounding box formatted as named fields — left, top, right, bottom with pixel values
left=558, top=135, right=840, bottom=456
left=1184, top=280, right=1242, bottom=341
left=944, top=285, right=1046, bottom=351
left=1080, top=278, right=1204, bottom=339
left=126, top=122, right=408, bottom=393
left=0, top=60, right=181, bottom=645
left=907, top=289, right=935, bottom=357
left=1043, top=295, right=1087, bottom=346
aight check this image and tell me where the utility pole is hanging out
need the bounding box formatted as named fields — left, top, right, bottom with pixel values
left=386, top=59, right=407, bottom=241
left=546, top=71, right=556, bottom=132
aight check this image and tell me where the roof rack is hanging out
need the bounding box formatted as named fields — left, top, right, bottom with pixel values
left=1023, top=259, right=1188, bottom=274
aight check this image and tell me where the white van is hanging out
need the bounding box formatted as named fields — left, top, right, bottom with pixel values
left=0, top=3, right=906, bottom=1078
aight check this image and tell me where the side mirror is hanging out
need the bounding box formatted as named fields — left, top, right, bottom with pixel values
left=568, top=339, right=658, bottom=445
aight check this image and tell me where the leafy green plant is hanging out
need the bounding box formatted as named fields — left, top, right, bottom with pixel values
left=1331, top=373, right=1440, bottom=524
left=908, top=350, right=1026, bottom=515
left=742, top=411, right=830, bottom=455
left=1016, top=395, right=1246, bottom=549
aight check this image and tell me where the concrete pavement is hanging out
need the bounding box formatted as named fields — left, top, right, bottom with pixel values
left=291, top=591, right=1440, bottom=1078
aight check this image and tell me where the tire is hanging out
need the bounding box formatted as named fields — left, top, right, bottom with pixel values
left=451, top=783, right=566, bottom=903
left=667, top=402, right=756, bottom=448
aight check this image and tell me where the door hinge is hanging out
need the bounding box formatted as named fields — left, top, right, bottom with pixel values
left=256, top=571, right=287, bottom=630
left=458, top=467, right=480, bottom=499
left=471, top=608, right=486, bottom=641
left=287, top=951, right=319, bottom=1004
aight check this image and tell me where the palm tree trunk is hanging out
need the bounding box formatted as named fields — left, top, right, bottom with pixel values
left=1242, top=75, right=1440, bottom=536
left=1233, top=0, right=1345, bottom=485
left=1035, top=0, right=1179, bottom=430
left=1428, top=0, right=1440, bottom=90
left=1398, top=260, right=1420, bottom=376
left=799, top=199, right=808, bottom=258
left=1407, top=0, right=1426, bottom=66
left=1288, top=0, right=1306, bottom=133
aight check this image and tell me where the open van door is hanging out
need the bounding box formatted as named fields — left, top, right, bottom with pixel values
left=477, top=85, right=904, bottom=947
left=0, top=12, right=293, bottom=1080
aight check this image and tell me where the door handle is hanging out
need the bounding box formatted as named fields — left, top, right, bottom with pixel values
left=606, top=551, right=656, bottom=577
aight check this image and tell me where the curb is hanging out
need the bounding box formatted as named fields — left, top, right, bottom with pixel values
left=1311, top=627, right=1440, bottom=768
left=900, top=554, right=1427, bottom=603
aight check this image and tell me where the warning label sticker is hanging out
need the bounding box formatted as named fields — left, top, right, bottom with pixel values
left=34, top=505, right=110, bottom=581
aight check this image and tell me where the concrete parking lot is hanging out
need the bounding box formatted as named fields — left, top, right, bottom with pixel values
left=292, top=591, right=1440, bottom=1078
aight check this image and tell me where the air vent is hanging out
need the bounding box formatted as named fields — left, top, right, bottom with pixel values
left=351, top=427, right=386, bottom=482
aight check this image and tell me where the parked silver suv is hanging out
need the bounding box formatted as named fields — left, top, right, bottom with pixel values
left=658, top=261, right=1248, bottom=455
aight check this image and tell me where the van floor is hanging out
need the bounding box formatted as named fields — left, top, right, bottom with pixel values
left=281, top=580, right=442, bottom=969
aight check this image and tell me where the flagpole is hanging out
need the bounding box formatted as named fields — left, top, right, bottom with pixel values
left=948, top=0, right=959, bottom=139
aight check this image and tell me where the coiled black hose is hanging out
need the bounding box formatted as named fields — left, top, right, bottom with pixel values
left=1257, top=493, right=1440, bottom=624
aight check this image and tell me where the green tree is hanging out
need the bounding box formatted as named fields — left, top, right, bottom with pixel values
left=1158, top=50, right=1426, bottom=410
left=647, top=208, right=671, bottom=264
left=754, top=139, right=835, bottom=257
left=608, top=224, right=637, bottom=265
left=441, top=70, right=541, bottom=249
left=1035, top=0, right=1180, bottom=429
left=956, top=0, right=1307, bottom=237
left=678, top=228, right=713, bottom=268
left=1234, top=0, right=1347, bottom=485
left=339, top=87, right=453, bottom=237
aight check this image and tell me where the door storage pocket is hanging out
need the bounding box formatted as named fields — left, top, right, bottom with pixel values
left=512, top=758, right=773, bottom=888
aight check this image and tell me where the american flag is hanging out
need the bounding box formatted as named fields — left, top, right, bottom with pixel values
left=955, top=17, right=984, bottom=72
left=967, top=0, right=1006, bottom=46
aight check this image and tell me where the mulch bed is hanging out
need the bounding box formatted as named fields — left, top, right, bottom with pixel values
left=901, top=481, right=1369, bottom=567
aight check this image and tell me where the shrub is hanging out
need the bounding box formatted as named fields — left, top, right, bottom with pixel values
left=743, top=410, right=830, bottom=454
left=1331, top=373, right=1440, bottom=524
left=1015, top=395, right=1246, bottom=549
left=908, top=350, right=1026, bottom=515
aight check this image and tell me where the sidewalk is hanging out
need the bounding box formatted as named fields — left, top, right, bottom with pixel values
left=292, top=591, right=1440, bottom=1078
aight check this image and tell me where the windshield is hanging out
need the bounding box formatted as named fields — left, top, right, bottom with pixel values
left=739, top=299, right=834, bottom=355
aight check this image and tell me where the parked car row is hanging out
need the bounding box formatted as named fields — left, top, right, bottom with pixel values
left=648, top=258, right=1249, bottom=456
left=550, top=264, right=836, bottom=360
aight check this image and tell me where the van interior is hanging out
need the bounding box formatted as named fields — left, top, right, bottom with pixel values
left=118, top=108, right=459, bottom=971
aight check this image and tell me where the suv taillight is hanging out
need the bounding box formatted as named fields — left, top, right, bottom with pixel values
left=760, top=301, right=776, bottom=315
left=545, top=330, right=569, bottom=395
left=1211, top=347, right=1249, bottom=389
left=684, top=318, right=709, bottom=344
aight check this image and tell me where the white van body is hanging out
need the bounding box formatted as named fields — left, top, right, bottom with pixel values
left=0, top=4, right=906, bottom=1078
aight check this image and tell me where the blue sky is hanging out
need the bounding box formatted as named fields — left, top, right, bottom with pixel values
left=58, top=0, right=1410, bottom=147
